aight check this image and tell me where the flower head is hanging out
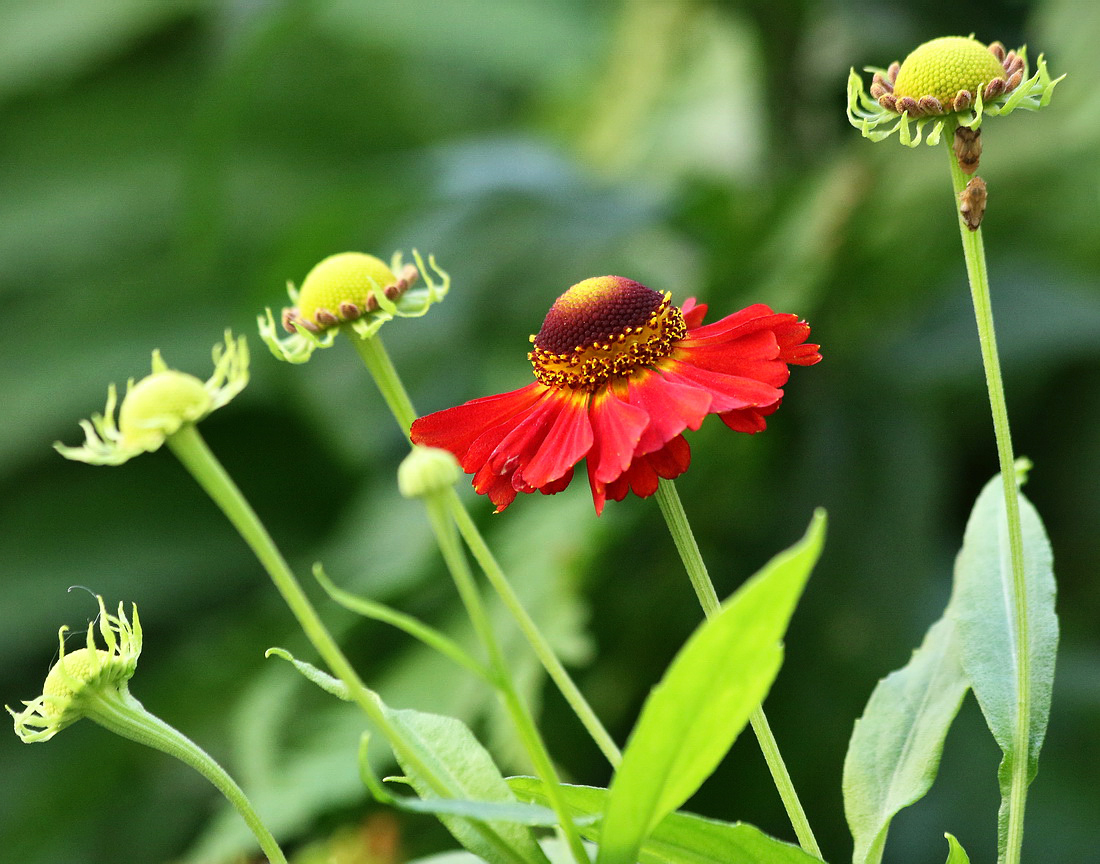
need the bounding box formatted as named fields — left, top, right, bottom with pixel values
left=9, top=596, right=141, bottom=743
left=411, top=276, right=820, bottom=514
left=55, top=332, right=248, bottom=465
left=847, top=36, right=1063, bottom=147
left=259, top=250, right=450, bottom=363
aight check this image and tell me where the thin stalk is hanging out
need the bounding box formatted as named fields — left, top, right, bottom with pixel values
left=423, top=494, right=591, bottom=864
left=166, top=425, right=536, bottom=864
left=352, top=332, right=621, bottom=767
left=654, top=479, right=822, bottom=859
left=445, top=488, right=623, bottom=768
left=945, top=132, right=1031, bottom=864
left=87, top=686, right=287, bottom=864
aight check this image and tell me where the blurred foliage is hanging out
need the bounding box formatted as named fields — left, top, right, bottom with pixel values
left=2, top=0, right=1098, bottom=862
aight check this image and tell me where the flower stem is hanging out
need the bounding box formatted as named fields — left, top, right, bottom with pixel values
left=349, top=331, right=418, bottom=436
left=165, top=425, right=537, bottom=864
left=86, top=685, right=287, bottom=864
left=351, top=332, right=621, bottom=767
left=444, top=488, right=623, bottom=768
left=654, top=478, right=822, bottom=859
left=423, top=493, right=591, bottom=864
left=944, top=132, right=1031, bottom=864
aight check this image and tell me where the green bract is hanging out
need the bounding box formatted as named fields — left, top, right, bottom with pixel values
left=259, top=249, right=450, bottom=364
left=8, top=596, right=141, bottom=743
left=847, top=36, right=1064, bottom=147
left=54, top=331, right=248, bottom=465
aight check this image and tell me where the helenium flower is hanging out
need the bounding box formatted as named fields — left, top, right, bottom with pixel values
left=847, top=35, right=1063, bottom=147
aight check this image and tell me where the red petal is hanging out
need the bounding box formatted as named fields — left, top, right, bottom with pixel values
left=411, top=382, right=545, bottom=464
left=680, top=298, right=708, bottom=329
left=647, top=435, right=691, bottom=478
left=517, top=393, right=593, bottom=489
left=589, top=386, right=649, bottom=483
left=626, top=368, right=712, bottom=456
left=719, top=398, right=781, bottom=433
left=660, top=362, right=783, bottom=414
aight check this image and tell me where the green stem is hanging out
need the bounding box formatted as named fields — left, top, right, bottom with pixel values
left=349, top=331, right=418, bottom=435
left=654, top=479, right=822, bottom=859
left=165, top=425, right=535, bottom=864
left=945, top=132, right=1031, bottom=864
left=352, top=332, right=621, bottom=767
left=423, top=494, right=591, bottom=864
left=445, top=488, right=623, bottom=768
left=86, top=686, right=286, bottom=864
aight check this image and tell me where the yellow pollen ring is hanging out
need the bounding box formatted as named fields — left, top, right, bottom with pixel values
left=529, top=293, right=686, bottom=390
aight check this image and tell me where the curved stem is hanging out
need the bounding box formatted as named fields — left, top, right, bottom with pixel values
left=944, top=133, right=1031, bottom=864
left=165, top=425, right=535, bottom=864
left=654, top=479, right=822, bottom=859
left=351, top=333, right=621, bottom=767
left=423, top=494, right=591, bottom=864
left=86, top=686, right=286, bottom=864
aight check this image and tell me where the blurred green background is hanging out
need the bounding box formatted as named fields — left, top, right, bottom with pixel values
left=2, top=0, right=1097, bottom=862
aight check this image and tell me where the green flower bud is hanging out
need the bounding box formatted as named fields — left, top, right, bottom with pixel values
left=398, top=445, right=461, bottom=499
left=847, top=36, right=1064, bottom=147
left=118, top=369, right=212, bottom=450
left=9, top=596, right=141, bottom=743
left=56, top=332, right=248, bottom=465
left=259, top=250, right=451, bottom=364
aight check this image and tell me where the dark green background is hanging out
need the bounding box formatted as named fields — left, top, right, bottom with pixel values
left=2, top=1, right=1097, bottom=862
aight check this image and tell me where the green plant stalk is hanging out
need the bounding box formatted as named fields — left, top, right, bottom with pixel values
left=85, top=684, right=287, bottom=864
left=945, top=132, right=1031, bottom=864
left=654, top=479, right=822, bottom=859
left=423, top=494, right=591, bottom=864
left=350, top=331, right=622, bottom=767
left=166, top=425, right=535, bottom=864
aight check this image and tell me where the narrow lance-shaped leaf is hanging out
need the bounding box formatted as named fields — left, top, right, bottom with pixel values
left=843, top=615, right=969, bottom=864
left=510, top=778, right=823, bottom=864
left=943, top=833, right=971, bottom=864
left=596, top=511, right=827, bottom=864
left=950, top=472, right=1057, bottom=855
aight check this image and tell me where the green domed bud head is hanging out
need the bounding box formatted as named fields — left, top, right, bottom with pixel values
left=9, top=596, right=142, bottom=743
left=292, top=253, right=405, bottom=332
left=893, top=37, right=1006, bottom=109
left=119, top=370, right=212, bottom=451
left=55, top=333, right=248, bottom=465
left=398, top=445, right=461, bottom=499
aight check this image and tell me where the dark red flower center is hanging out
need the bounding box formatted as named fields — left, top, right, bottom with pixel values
left=529, top=276, right=686, bottom=390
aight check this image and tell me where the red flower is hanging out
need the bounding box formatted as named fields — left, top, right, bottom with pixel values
left=411, top=276, right=820, bottom=514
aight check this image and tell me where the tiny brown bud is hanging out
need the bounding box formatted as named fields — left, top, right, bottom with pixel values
left=1007, top=69, right=1023, bottom=91
left=338, top=301, right=362, bottom=320
left=878, top=93, right=898, bottom=112
left=887, top=62, right=900, bottom=81
left=988, top=41, right=1006, bottom=63
left=984, top=78, right=1006, bottom=101
left=952, top=90, right=973, bottom=112
left=959, top=176, right=987, bottom=231
left=896, top=96, right=919, bottom=115
left=314, top=308, right=339, bottom=326
left=281, top=308, right=299, bottom=334
left=953, top=126, right=982, bottom=174
left=918, top=95, right=944, bottom=114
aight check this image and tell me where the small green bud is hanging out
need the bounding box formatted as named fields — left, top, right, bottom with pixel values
left=56, top=332, right=248, bottom=465
left=9, top=596, right=141, bottom=742
left=398, top=445, right=461, bottom=499
left=118, top=369, right=212, bottom=450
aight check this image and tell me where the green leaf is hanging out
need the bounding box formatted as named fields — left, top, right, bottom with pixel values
left=264, top=648, right=548, bottom=864
left=596, top=511, right=826, bottom=864
left=510, top=778, right=822, bottom=863
left=384, top=706, right=551, bottom=864
left=943, top=833, right=971, bottom=864
left=842, top=616, right=969, bottom=864
left=950, top=472, right=1058, bottom=852
left=359, top=733, right=581, bottom=827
